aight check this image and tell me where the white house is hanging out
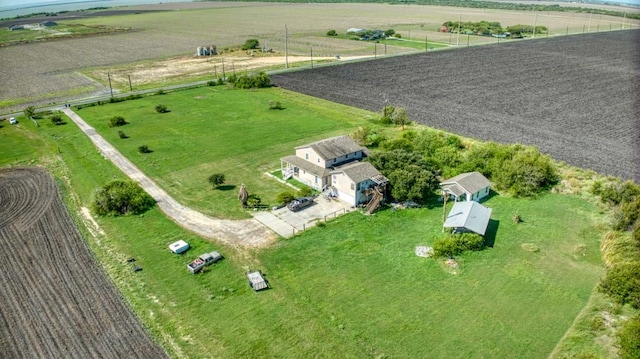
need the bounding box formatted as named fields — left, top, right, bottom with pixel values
left=443, top=201, right=493, bottom=236
left=280, top=135, right=387, bottom=207
left=440, top=172, right=491, bottom=202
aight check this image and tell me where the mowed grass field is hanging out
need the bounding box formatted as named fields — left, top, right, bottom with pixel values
left=0, top=87, right=607, bottom=357
left=73, top=86, right=371, bottom=219
left=2, top=1, right=637, bottom=114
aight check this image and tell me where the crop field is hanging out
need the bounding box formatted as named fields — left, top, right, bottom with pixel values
left=0, top=167, right=167, bottom=358
left=1, top=1, right=636, bottom=114
left=272, top=29, right=640, bottom=183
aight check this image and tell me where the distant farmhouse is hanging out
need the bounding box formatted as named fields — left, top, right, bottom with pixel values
left=281, top=136, right=388, bottom=208
left=440, top=171, right=491, bottom=202
left=39, top=21, right=57, bottom=27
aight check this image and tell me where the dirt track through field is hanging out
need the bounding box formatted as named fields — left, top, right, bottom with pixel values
left=62, top=107, right=275, bottom=248
left=0, top=167, right=168, bottom=358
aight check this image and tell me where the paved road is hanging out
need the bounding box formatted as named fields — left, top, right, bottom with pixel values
left=62, top=108, right=276, bottom=248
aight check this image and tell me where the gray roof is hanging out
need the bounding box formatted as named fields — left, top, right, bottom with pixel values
left=281, top=155, right=331, bottom=177
left=296, top=135, right=364, bottom=161
left=331, top=161, right=385, bottom=184
left=440, top=172, right=491, bottom=195
left=443, top=201, right=493, bottom=236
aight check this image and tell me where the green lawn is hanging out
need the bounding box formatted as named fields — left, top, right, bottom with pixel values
left=73, top=87, right=372, bottom=219
left=1, top=87, right=606, bottom=358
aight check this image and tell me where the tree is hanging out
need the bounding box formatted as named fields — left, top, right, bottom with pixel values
left=393, top=107, right=409, bottom=130
left=241, top=38, right=260, bottom=50
left=118, top=130, right=128, bottom=139
left=208, top=173, right=225, bottom=188
left=24, top=105, right=36, bottom=118
left=155, top=104, right=168, bottom=113
left=618, top=314, right=640, bottom=359
left=384, top=29, right=395, bottom=37
left=138, top=145, right=151, bottom=153
left=326, top=30, right=337, bottom=36
left=92, top=180, right=155, bottom=216
left=108, top=116, right=127, bottom=127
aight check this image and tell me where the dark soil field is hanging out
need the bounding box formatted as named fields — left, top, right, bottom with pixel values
left=272, top=30, right=640, bottom=182
left=0, top=167, right=167, bottom=358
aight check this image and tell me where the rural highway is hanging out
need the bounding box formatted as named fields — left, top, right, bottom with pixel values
left=62, top=108, right=276, bottom=248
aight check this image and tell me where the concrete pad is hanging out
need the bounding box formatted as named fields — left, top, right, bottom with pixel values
left=252, top=197, right=354, bottom=238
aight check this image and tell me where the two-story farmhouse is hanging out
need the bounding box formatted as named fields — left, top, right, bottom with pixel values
left=280, top=136, right=388, bottom=207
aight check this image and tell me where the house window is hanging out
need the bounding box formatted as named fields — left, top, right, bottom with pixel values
left=332, top=175, right=336, bottom=184
left=317, top=158, right=320, bottom=163
left=305, top=153, right=309, bottom=160
left=350, top=183, right=355, bottom=190
left=315, top=176, right=318, bottom=184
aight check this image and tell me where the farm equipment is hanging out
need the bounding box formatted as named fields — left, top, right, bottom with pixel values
left=187, top=251, right=223, bottom=274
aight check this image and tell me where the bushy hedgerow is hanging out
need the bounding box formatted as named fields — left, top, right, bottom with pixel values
left=460, top=143, right=557, bottom=197
left=298, top=185, right=313, bottom=197
left=432, top=233, right=485, bottom=258
left=599, top=262, right=640, bottom=309
left=232, top=72, right=271, bottom=89
left=367, top=149, right=439, bottom=203
left=92, top=180, right=155, bottom=216
left=618, top=314, right=640, bottom=359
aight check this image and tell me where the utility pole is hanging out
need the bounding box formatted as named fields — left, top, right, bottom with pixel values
left=533, top=11, right=537, bottom=38
left=128, top=75, right=132, bottom=92
left=374, top=42, right=377, bottom=59
left=310, top=46, right=313, bottom=69
left=285, top=24, right=289, bottom=69
left=425, top=35, right=428, bottom=52
left=107, top=71, right=113, bottom=98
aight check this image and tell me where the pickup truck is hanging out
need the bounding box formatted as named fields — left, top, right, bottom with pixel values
left=287, top=197, right=314, bottom=212
left=187, top=251, right=223, bottom=274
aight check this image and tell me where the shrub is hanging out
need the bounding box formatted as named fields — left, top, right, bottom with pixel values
left=155, top=104, right=168, bottom=113
left=118, top=130, right=128, bottom=139
left=276, top=191, right=295, bottom=205
left=92, top=180, right=155, bottom=216
left=326, top=30, right=337, bottom=36
left=432, top=233, right=484, bottom=258
left=593, top=180, right=640, bottom=206
left=241, top=38, right=260, bottom=50
left=246, top=194, right=262, bottom=208
left=384, top=29, right=395, bottom=37
left=233, top=72, right=271, bottom=89
left=108, top=116, right=127, bottom=127
left=618, top=314, right=640, bottom=359
left=268, top=100, right=283, bottom=110
left=50, top=115, right=64, bottom=125
left=599, top=262, right=640, bottom=309
left=155, top=89, right=166, bottom=95
left=299, top=185, right=313, bottom=197
left=138, top=145, right=151, bottom=153
left=208, top=173, right=225, bottom=188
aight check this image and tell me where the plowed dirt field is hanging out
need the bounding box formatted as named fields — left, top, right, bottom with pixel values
left=272, top=30, right=640, bottom=182
left=0, top=167, right=167, bottom=358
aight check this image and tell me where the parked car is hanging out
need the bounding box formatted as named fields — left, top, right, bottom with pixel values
left=287, top=197, right=314, bottom=212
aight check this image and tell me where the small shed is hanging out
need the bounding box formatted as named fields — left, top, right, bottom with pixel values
left=444, top=201, right=493, bottom=236
left=168, top=240, right=190, bottom=254
left=246, top=270, right=268, bottom=291
left=440, top=172, right=491, bottom=202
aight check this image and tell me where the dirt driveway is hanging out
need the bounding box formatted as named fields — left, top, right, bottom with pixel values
left=62, top=108, right=276, bottom=248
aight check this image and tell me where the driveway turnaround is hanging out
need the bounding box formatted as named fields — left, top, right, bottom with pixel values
left=62, top=108, right=276, bottom=248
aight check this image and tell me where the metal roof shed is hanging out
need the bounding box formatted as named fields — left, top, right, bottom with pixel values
left=168, top=240, right=190, bottom=254
left=443, top=201, right=493, bottom=236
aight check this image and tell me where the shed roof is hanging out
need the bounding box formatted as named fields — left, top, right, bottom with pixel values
left=281, top=155, right=331, bottom=177
left=443, top=201, right=493, bottom=236
left=441, top=172, right=491, bottom=195
left=331, top=161, right=385, bottom=184
left=296, top=135, right=364, bottom=161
